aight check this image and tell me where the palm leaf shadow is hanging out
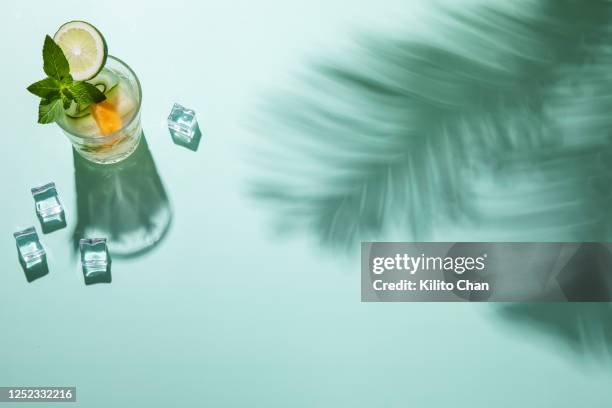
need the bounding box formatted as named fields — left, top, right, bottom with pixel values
left=496, top=303, right=612, bottom=363
left=251, top=0, right=612, bottom=247
left=251, top=0, right=612, bottom=363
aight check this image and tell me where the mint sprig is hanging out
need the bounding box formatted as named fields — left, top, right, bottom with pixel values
left=27, top=35, right=105, bottom=124
left=42, top=35, right=71, bottom=82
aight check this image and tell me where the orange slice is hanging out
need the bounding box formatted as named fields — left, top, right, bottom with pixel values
left=91, top=101, right=122, bottom=135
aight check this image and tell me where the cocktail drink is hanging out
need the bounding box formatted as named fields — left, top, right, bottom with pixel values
left=27, top=21, right=142, bottom=164
left=58, top=57, right=142, bottom=164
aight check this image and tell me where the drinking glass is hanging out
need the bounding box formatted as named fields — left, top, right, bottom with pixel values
left=57, top=56, right=142, bottom=165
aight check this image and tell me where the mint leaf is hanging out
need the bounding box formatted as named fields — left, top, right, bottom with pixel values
left=69, top=81, right=106, bottom=105
left=29, top=35, right=105, bottom=126
left=38, top=98, right=64, bottom=124
left=60, top=73, right=74, bottom=85
left=42, top=35, right=70, bottom=80
left=61, top=94, right=72, bottom=110
left=61, top=87, right=74, bottom=100
left=27, top=77, right=61, bottom=99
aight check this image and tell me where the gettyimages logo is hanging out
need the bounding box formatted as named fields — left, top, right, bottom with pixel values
left=371, top=253, right=487, bottom=275
left=362, top=242, right=612, bottom=302
left=362, top=242, right=496, bottom=302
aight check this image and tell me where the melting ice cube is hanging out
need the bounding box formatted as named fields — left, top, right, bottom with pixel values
left=31, top=182, right=66, bottom=233
left=13, top=227, right=48, bottom=282
left=79, top=238, right=112, bottom=285
left=167, top=103, right=202, bottom=151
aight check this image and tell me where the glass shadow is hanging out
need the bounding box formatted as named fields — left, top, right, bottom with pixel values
left=71, top=133, right=173, bottom=259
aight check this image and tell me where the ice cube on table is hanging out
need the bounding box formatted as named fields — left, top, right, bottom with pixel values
left=13, top=227, right=48, bottom=282
left=31, top=182, right=66, bottom=233
left=79, top=238, right=111, bottom=284
left=14, top=227, right=46, bottom=267
left=167, top=103, right=202, bottom=151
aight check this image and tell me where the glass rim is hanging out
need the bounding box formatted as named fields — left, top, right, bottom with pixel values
left=56, top=55, right=142, bottom=141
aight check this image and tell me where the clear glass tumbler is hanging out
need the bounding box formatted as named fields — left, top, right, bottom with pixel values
left=57, top=56, right=142, bottom=165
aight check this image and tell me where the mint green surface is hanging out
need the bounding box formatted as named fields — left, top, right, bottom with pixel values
left=2, top=1, right=612, bottom=407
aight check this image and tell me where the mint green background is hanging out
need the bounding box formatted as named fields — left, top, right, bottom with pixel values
left=1, top=1, right=612, bottom=407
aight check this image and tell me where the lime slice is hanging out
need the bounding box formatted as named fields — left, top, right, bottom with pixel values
left=53, top=21, right=107, bottom=81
